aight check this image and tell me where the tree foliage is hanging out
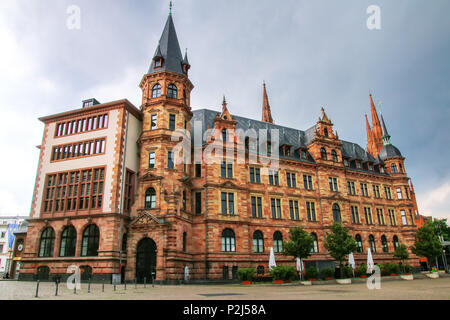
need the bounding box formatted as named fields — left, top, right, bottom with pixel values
left=411, top=220, right=443, bottom=267
left=282, top=227, right=314, bottom=260
left=431, top=218, right=450, bottom=241
left=324, top=223, right=357, bottom=277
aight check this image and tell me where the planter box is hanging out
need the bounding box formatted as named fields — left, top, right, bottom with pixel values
left=425, top=272, right=439, bottom=279
left=336, top=278, right=352, bottom=285
left=300, top=281, right=312, bottom=286
left=324, top=277, right=333, bottom=281
left=400, top=274, right=414, bottom=281
left=390, top=273, right=398, bottom=277
left=308, top=278, right=317, bottom=282
left=273, top=280, right=284, bottom=284
left=360, top=275, right=367, bottom=279
left=241, top=281, right=252, bottom=285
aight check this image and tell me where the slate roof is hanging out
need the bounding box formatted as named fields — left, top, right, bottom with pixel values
left=380, top=144, right=402, bottom=160
left=190, top=109, right=385, bottom=171
left=148, top=15, right=185, bottom=75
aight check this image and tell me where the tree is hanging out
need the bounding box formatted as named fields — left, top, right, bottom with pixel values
left=393, top=243, right=409, bottom=273
left=324, top=222, right=357, bottom=279
left=411, top=220, right=443, bottom=270
left=282, top=227, right=314, bottom=280
left=431, top=219, right=450, bottom=241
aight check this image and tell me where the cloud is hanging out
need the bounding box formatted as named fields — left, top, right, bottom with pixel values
left=418, top=182, right=450, bottom=220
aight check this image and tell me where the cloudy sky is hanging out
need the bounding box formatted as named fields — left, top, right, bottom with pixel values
left=0, top=0, right=449, bottom=220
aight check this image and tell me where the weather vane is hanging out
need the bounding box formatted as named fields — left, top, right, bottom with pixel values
left=169, top=1, right=173, bottom=15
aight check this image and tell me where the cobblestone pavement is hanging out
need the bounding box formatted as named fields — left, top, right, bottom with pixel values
left=0, top=277, right=449, bottom=300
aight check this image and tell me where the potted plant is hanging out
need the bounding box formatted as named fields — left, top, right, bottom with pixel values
left=384, top=262, right=400, bottom=276
left=269, top=265, right=296, bottom=284
left=324, top=223, right=357, bottom=284
left=336, top=265, right=353, bottom=284
left=305, top=266, right=319, bottom=282
left=320, top=267, right=334, bottom=281
left=400, top=264, right=414, bottom=280
left=357, top=264, right=367, bottom=278
left=237, top=268, right=256, bottom=285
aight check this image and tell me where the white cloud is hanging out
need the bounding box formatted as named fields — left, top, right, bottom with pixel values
left=418, top=182, right=450, bottom=220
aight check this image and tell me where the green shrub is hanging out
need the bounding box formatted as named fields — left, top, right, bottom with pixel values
left=320, top=267, right=334, bottom=279
left=305, top=266, right=319, bottom=280
left=384, top=262, right=400, bottom=274
left=269, top=265, right=296, bottom=281
left=237, top=268, right=256, bottom=281
left=342, top=265, right=354, bottom=279
left=356, top=264, right=367, bottom=276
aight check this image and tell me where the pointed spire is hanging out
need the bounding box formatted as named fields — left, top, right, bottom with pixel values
left=380, top=114, right=391, bottom=146
left=222, top=95, right=227, bottom=111
left=148, top=12, right=185, bottom=75
left=219, top=95, right=232, bottom=121
left=320, top=107, right=330, bottom=123
left=153, top=41, right=163, bottom=59
left=370, top=94, right=382, bottom=142
left=182, top=48, right=189, bottom=65
left=365, top=114, right=377, bottom=157
left=262, top=82, right=274, bottom=124
left=169, top=1, right=173, bottom=16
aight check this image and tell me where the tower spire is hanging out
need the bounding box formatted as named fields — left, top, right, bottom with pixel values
left=262, top=82, right=274, bottom=124
left=380, top=114, right=391, bottom=146
left=365, top=114, right=377, bottom=157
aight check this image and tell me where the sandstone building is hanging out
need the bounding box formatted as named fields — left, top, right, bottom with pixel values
left=19, top=10, right=420, bottom=282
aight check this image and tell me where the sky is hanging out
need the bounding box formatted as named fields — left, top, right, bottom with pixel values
left=0, top=0, right=449, bottom=220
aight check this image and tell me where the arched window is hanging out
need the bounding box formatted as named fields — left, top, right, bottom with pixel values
left=221, top=229, right=235, bottom=252
left=324, top=128, right=329, bottom=137
left=183, top=90, right=187, bottom=104
left=253, top=230, right=264, bottom=253
left=355, top=234, right=363, bottom=253
left=332, top=203, right=341, bottom=222
left=321, top=148, right=327, bottom=160
left=59, top=226, right=76, bottom=257
left=222, top=129, right=228, bottom=142
left=393, top=235, right=399, bottom=250
left=152, top=84, right=161, bottom=98
left=311, top=233, right=319, bottom=253
left=167, top=84, right=178, bottom=98
left=81, top=224, right=99, bottom=257
left=182, top=232, right=187, bottom=252
left=273, top=231, right=283, bottom=253
left=381, top=235, right=388, bottom=253
left=39, top=227, right=55, bottom=257
left=145, top=188, right=156, bottom=209
left=391, top=163, right=398, bottom=174
left=369, top=234, right=376, bottom=253
left=331, top=150, right=338, bottom=162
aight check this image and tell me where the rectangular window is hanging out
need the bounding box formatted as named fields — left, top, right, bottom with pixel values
left=376, top=208, right=385, bottom=225
left=149, top=152, right=155, bottom=169
left=51, top=138, right=106, bottom=162
left=347, top=182, right=356, bottom=195
left=405, top=187, right=410, bottom=199
left=169, top=114, right=176, bottom=131
left=373, top=185, right=380, bottom=198
left=385, top=187, right=392, bottom=200
left=195, top=163, right=202, bottom=177
left=221, top=192, right=235, bottom=215
left=289, top=200, right=299, bottom=220
left=249, top=167, right=261, bottom=183
left=195, top=192, right=202, bottom=215
left=251, top=196, right=263, bottom=218
left=364, top=207, right=373, bottom=225
left=168, top=152, right=174, bottom=169
left=329, top=177, right=338, bottom=191
left=151, top=114, right=157, bottom=130
left=55, top=113, right=108, bottom=137
left=271, top=198, right=282, bottom=219
left=286, top=172, right=297, bottom=188
left=303, top=175, right=313, bottom=190
left=351, top=206, right=360, bottom=224
left=42, top=167, right=105, bottom=214
left=397, top=188, right=403, bottom=200
left=124, top=170, right=135, bottom=212
left=306, top=202, right=316, bottom=221
left=360, top=183, right=369, bottom=197
left=388, top=209, right=397, bottom=226
left=401, top=210, right=407, bottom=225
left=269, top=170, right=279, bottom=186
left=221, top=162, right=233, bottom=178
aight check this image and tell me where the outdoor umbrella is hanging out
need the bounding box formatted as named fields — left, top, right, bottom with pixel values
left=348, top=252, right=355, bottom=277
left=296, top=257, right=304, bottom=280
left=269, top=247, right=277, bottom=271
left=184, top=265, right=190, bottom=281
left=367, top=248, right=375, bottom=274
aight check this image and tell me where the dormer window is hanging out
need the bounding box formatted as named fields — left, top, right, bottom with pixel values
left=356, top=161, right=361, bottom=169
left=391, top=164, right=398, bottom=173
left=152, top=84, right=161, bottom=98
left=344, top=159, right=349, bottom=167
left=368, top=164, right=373, bottom=171
left=301, top=150, right=307, bottom=159
left=380, top=166, right=385, bottom=173
left=154, top=58, right=162, bottom=68
left=331, top=150, right=338, bottom=162
left=267, top=142, right=272, bottom=155
left=168, top=84, right=178, bottom=99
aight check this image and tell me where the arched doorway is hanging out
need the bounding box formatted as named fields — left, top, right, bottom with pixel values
left=136, top=238, right=157, bottom=283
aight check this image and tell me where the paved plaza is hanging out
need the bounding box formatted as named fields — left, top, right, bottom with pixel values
left=0, top=276, right=449, bottom=300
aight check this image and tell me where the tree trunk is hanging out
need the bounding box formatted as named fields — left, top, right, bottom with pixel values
left=340, top=262, right=343, bottom=279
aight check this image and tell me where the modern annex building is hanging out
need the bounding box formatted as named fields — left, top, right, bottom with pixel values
left=19, top=10, right=420, bottom=282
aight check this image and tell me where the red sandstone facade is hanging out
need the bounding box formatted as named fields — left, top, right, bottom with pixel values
left=19, top=11, right=421, bottom=283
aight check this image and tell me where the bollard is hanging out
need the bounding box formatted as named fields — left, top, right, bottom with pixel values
left=114, top=283, right=116, bottom=291
left=134, top=278, right=137, bottom=289
left=144, top=277, right=146, bottom=288
left=124, top=281, right=127, bottom=290
left=152, top=276, right=154, bottom=288
left=88, top=278, right=91, bottom=293
left=55, top=281, right=59, bottom=296
left=102, top=280, right=105, bottom=293
left=74, top=284, right=76, bottom=295
left=35, top=280, right=40, bottom=298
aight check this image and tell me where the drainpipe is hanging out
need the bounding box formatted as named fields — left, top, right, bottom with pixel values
left=204, top=146, right=208, bottom=280
left=118, top=111, right=130, bottom=280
